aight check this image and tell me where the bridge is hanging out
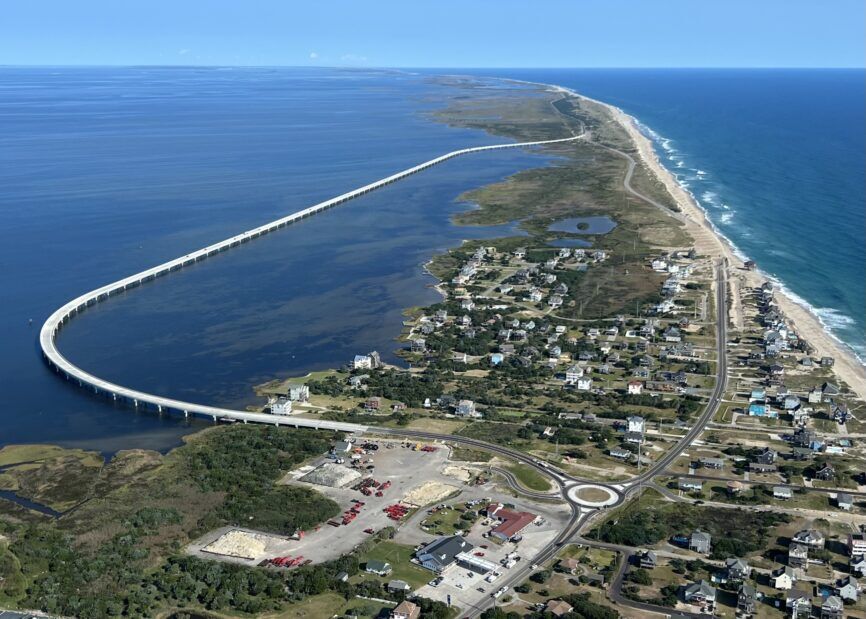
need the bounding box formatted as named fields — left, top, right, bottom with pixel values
left=40, top=133, right=581, bottom=433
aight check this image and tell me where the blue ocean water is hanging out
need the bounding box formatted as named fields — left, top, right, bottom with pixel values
left=455, top=69, right=866, bottom=362
left=0, top=67, right=546, bottom=450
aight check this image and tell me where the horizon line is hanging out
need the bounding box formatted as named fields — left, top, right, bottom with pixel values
left=1, top=64, right=864, bottom=70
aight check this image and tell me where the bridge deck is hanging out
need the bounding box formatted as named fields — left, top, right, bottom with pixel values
left=40, top=134, right=580, bottom=431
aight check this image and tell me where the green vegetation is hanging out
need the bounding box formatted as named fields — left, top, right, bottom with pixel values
left=591, top=490, right=789, bottom=559
left=184, top=426, right=339, bottom=535
left=0, top=426, right=345, bottom=617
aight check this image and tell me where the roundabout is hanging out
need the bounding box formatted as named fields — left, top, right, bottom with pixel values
left=567, top=483, right=620, bottom=508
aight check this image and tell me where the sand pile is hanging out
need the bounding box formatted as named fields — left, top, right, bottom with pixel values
left=204, top=530, right=268, bottom=560
left=402, top=481, right=459, bottom=507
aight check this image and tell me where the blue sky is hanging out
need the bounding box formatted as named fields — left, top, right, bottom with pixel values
left=2, top=0, right=864, bottom=68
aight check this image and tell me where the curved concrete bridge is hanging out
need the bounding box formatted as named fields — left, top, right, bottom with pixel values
left=41, top=133, right=581, bottom=433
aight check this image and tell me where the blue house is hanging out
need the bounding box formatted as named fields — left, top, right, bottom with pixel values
left=748, top=403, right=778, bottom=418
left=490, top=353, right=504, bottom=366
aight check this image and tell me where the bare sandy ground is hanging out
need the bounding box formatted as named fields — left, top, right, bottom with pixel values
left=545, top=84, right=866, bottom=400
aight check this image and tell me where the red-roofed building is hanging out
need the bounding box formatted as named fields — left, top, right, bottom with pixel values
left=485, top=503, right=537, bottom=541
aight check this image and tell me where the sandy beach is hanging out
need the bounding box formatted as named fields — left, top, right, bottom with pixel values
left=547, top=84, right=866, bottom=400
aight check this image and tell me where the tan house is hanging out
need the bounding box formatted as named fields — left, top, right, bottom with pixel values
left=390, top=600, right=420, bottom=619
left=545, top=599, right=574, bottom=617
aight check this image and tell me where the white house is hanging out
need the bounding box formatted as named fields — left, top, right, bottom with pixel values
left=626, top=416, right=645, bottom=434
left=576, top=378, right=593, bottom=391
left=627, top=380, right=643, bottom=395
left=565, top=365, right=584, bottom=384
left=287, top=383, right=310, bottom=403
left=456, top=400, right=480, bottom=418
left=771, top=566, right=796, bottom=590
left=268, top=396, right=293, bottom=416
left=352, top=355, right=373, bottom=369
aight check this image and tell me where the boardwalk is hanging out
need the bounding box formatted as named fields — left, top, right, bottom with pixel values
left=40, top=133, right=581, bottom=431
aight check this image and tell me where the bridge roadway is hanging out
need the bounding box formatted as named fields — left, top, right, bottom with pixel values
left=39, top=133, right=581, bottom=432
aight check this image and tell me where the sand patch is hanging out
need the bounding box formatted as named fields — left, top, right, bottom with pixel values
left=443, top=465, right=476, bottom=483
left=402, top=481, right=460, bottom=507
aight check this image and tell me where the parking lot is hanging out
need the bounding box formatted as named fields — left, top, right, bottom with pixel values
left=401, top=492, right=569, bottom=612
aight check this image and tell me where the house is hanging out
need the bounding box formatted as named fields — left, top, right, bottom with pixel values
left=490, top=353, right=504, bottom=366
left=548, top=294, right=563, bottom=308
left=849, top=531, right=866, bottom=557
left=725, top=557, right=751, bottom=581
left=832, top=402, right=851, bottom=423
left=748, top=403, right=778, bottom=418
left=576, top=377, right=593, bottom=391
left=788, top=543, right=809, bottom=569
left=782, top=395, right=801, bottom=410
left=792, top=529, right=825, bottom=548
left=821, top=356, right=835, bottom=367
left=416, top=536, right=474, bottom=572
left=771, top=565, right=796, bottom=590
left=814, top=464, right=835, bottom=481
left=737, top=583, right=758, bottom=615
left=455, top=400, right=480, bottom=418
left=786, top=589, right=811, bottom=618
left=285, top=383, right=310, bottom=403
left=365, top=396, right=382, bottom=411
left=748, top=463, right=777, bottom=474
left=683, top=580, right=716, bottom=604
left=627, top=380, right=643, bottom=395
left=690, top=530, right=712, bottom=554
left=365, top=560, right=392, bottom=576
left=625, top=431, right=645, bottom=444
left=557, top=558, right=581, bottom=575
left=679, top=478, right=703, bottom=493
left=638, top=550, right=658, bottom=569
left=700, top=457, right=724, bottom=470
left=627, top=416, right=646, bottom=434
left=544, top=600, right=574, bottom=617
left=411, top=338, right=427, bottom=353
left=609, top=447, right=632, bottom=460
left=528, top=289, right=543, bottom=302
left=335, top=571, right=349, bottom=583
left=387, top=580, right=411, bottom=594
left=485, top=503, right=537, bottom=541
left=754, top=447, right=777, bottom=464
left=837, top=493, right=854, bottom=511
left=773, top=486, right=793, bottom=500
left=749, top=388, right=766, bottom=402
left=268, top=396, right=293, bottom=416
left=837, top=575, right=859, bottom=602
left=390, top=600, right=421, bottom=619
left=353, top=354, right=373, bottom=369
left=851, top=556, right=866, bottom=576
left=564, top=365, right=584, bottom=384
left=821, top=596, right=844, bottom=619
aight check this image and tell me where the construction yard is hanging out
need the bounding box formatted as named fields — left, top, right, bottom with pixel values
left=185, top=438, right=489, bottom=566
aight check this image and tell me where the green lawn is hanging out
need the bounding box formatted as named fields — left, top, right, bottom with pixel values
left=507, top=463, right=552, bottom=492
left=360, top=541, right=432, bottom=589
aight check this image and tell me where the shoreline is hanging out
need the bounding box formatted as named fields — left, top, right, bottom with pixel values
left=535, top=82, right=866, bottom=399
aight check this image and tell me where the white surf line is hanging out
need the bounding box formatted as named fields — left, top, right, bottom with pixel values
left=40, top=133, right=581, bottom=432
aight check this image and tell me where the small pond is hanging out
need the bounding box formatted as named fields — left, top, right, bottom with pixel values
left=547, top=216, right=617, bottom=235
